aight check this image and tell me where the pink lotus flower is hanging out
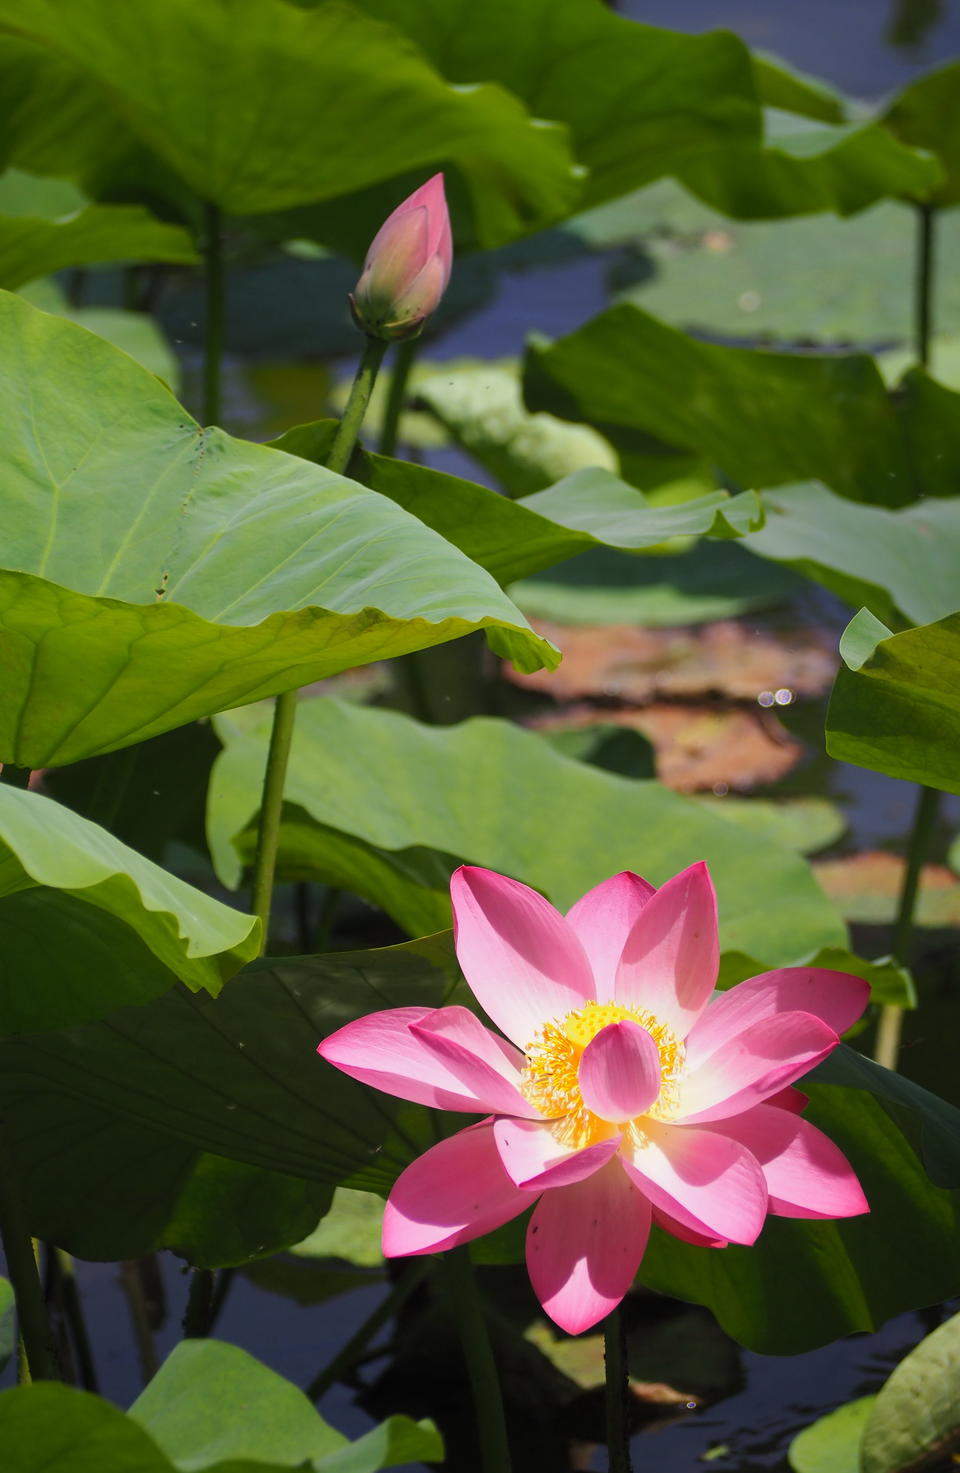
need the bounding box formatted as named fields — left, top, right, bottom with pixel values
left=349, top=173, right=452, bottom=341
left=318, top=864, right=869, bottom=1334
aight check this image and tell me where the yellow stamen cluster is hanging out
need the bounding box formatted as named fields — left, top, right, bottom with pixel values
left=520, top=1000, right=685, bottom=1148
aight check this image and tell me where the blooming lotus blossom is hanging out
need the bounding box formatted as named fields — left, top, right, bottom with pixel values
left=349, top=173, right=453, bottom=340
left=318, top=864, right=869, bottom=1334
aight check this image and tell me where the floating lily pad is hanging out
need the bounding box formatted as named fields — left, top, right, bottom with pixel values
left=812, top=852, right=960, bottom=926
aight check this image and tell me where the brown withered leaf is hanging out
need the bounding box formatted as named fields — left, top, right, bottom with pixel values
left=508, top=619, right=836, bottom=704
left=813, top=853, right=960, bottom=926
left=531, top=702, right=801, bottom=792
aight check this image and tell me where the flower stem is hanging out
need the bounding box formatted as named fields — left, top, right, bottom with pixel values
left=0, top=1132, right=56, bottom=1381
left=915, top=202, right=936, bottom=370
left=443, top=1247, right=512, bottom=1473
left=307, top=1259, right=428, bottom=1402
left=182, top=1266, right=215, bottom=1339
left=874, top=783, right=940, bottom=1070
left=247, top=336, right=387, bottom=944
left=202, top=201, right=225, bottom=426
left=874, top=203, right=940, bottom=1072
left=379, top=336, right=419, bottom=457
left=54, top=1250, right=98, bottom=1392
left=121, top=1260, right=160, bottom=1382
left=604, top=1305, right=633, bottom=1473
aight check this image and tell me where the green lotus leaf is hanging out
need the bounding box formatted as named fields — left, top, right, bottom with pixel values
left=861, top=1310, right=960, bottom=1473
left=0, top=0, right=578, bottom=247
left=883, top=59, right=960, bottom=206
left=0, top=784, right=258, bottom=1031
left=826, top=609, right=960, bottom=795
left=0, top=167, right=197, bottom=289
left=208, top=695, right=844, bottom=963
left=0, top=291, right=554, bottom=767
left=273, top=421, right=762, bottom=586
left=524, top=303, right=911, bottom=504
left=743, top=484, right=960, bottom=628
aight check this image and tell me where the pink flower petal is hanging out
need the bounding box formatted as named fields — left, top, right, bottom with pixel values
left=409, top=1007, right=538, bottom=1118
left=614, top=862, right=718, bottom=1036
left=622, top=1119, right=767, bottom=1244
left=525, top=1161, right=651, bottom=1334
left=578, top=1021, right=661, bottom=1122
left=651, top=1205, right=727, bottom=1249
left=493, top=1116, right=620, bottom=1189
left=565, top=872, right=655, bottom=1002
left=712, top=1104, right=869, bottom=1220
left=674, top=1012, right=839, bottom=1125
left=318, top=1006, right=517, bottom=1113
left=766, top=1086, right=809, bottom=1115
left=684, top=968, right=870, bottom=1072
left=450, top=866, right=595, bottom=1049
left=382, top=1121, right=533, bottom=1257
left=359, top=206, right=430, bottom=299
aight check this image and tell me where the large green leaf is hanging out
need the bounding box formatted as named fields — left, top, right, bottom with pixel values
left=0, top=784, right=258, bottom=1031
left=0, top=941, right=454, bottom=1260
left=0, top=1361, right=442, bottom=1472
left=273, top=422, right=762, bottom=587
left=130, top=1339, right=443, bottom=1471
left=21, top=278, right=180, bottom=386
left=883, top=60, right=960, bottom=206
left=826, top=610, right=960, bottom=795
left=4, top=943, right=959, bottom=1356
left=0, top=168, right=197, bottom=288
left=0, top=291, right=553, bottom=767
left=524, top=303, right=910, bottom=504
left=0, top=0, right=578, bottom=246
left=861, top=1311, right=960, bottom=1473
left=678, top=116, right=941, bottom=220
left=208, top=696, right=844, bottom=962
left=351, top=0, right=759, bottom=211
left=743, top=485, right=960, bottom=627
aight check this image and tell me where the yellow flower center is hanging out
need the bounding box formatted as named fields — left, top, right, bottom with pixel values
left=520, top=1000, right=685, bottom=1148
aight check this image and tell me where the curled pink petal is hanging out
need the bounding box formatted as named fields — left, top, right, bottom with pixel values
left=578, top=1020, right=661, bottom=1122
left=526, top=1160, right=651, bottom=1334
left=684, top=967, right=870, bottom=1072
left=615, top=862, right=719, bottom=1036
left=766, top=1086, right=809, bottom=1115
left=565, top=871, right=655, bottom=1002
left=409, top=1007, right=538, bottom=1118
left=493, top=1116, right=620, bottom=1190
left=318, top=1006, right=515, bottom=1114
left=675, top=1011, right=839, bottom=1125
left=450, top=866, right=595, bottom=1049
left=622, top=1119, right=767, bottom=1245
left=651, top=1205, right=728, bottom=1249
left=712, top=1104, right=869, bottom=1220
left=382, top=1121, right=533, bottom=1257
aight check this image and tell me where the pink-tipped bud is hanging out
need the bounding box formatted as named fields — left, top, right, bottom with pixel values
left=349, top=173, right=452, bottom=341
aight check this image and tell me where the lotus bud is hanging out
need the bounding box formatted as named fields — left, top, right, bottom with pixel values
left=349, top=173, right=452, bottom=341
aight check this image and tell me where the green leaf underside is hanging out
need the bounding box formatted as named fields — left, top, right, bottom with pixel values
left=677, top=116, right=941, bottom=221
left=826, top=610, right=960, bottom=795
left=209, top=696, right=844, bottom=963
left=0, top=0, right=578, bottom=247
left=4, top=946, right=959, bottom=1353
left=0, top=169, right=197, bottom=289
left=351, top=0, right=760, bottom=209
left=0, top=291, right=553, bottom=766
left=273, top=421, right=762, bottom=587
left=0, top=784, right=258, bottom=1031
left=860, top=1311, right=960, bottom=1473
left=744, top=486, right=960, bottom=629
left=883, top=60, right=960, bottom=207
left=524, top=303, right=913, bottom=504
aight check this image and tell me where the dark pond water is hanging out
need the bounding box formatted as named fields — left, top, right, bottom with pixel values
left=3, top=4, right=959, bottom=1470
